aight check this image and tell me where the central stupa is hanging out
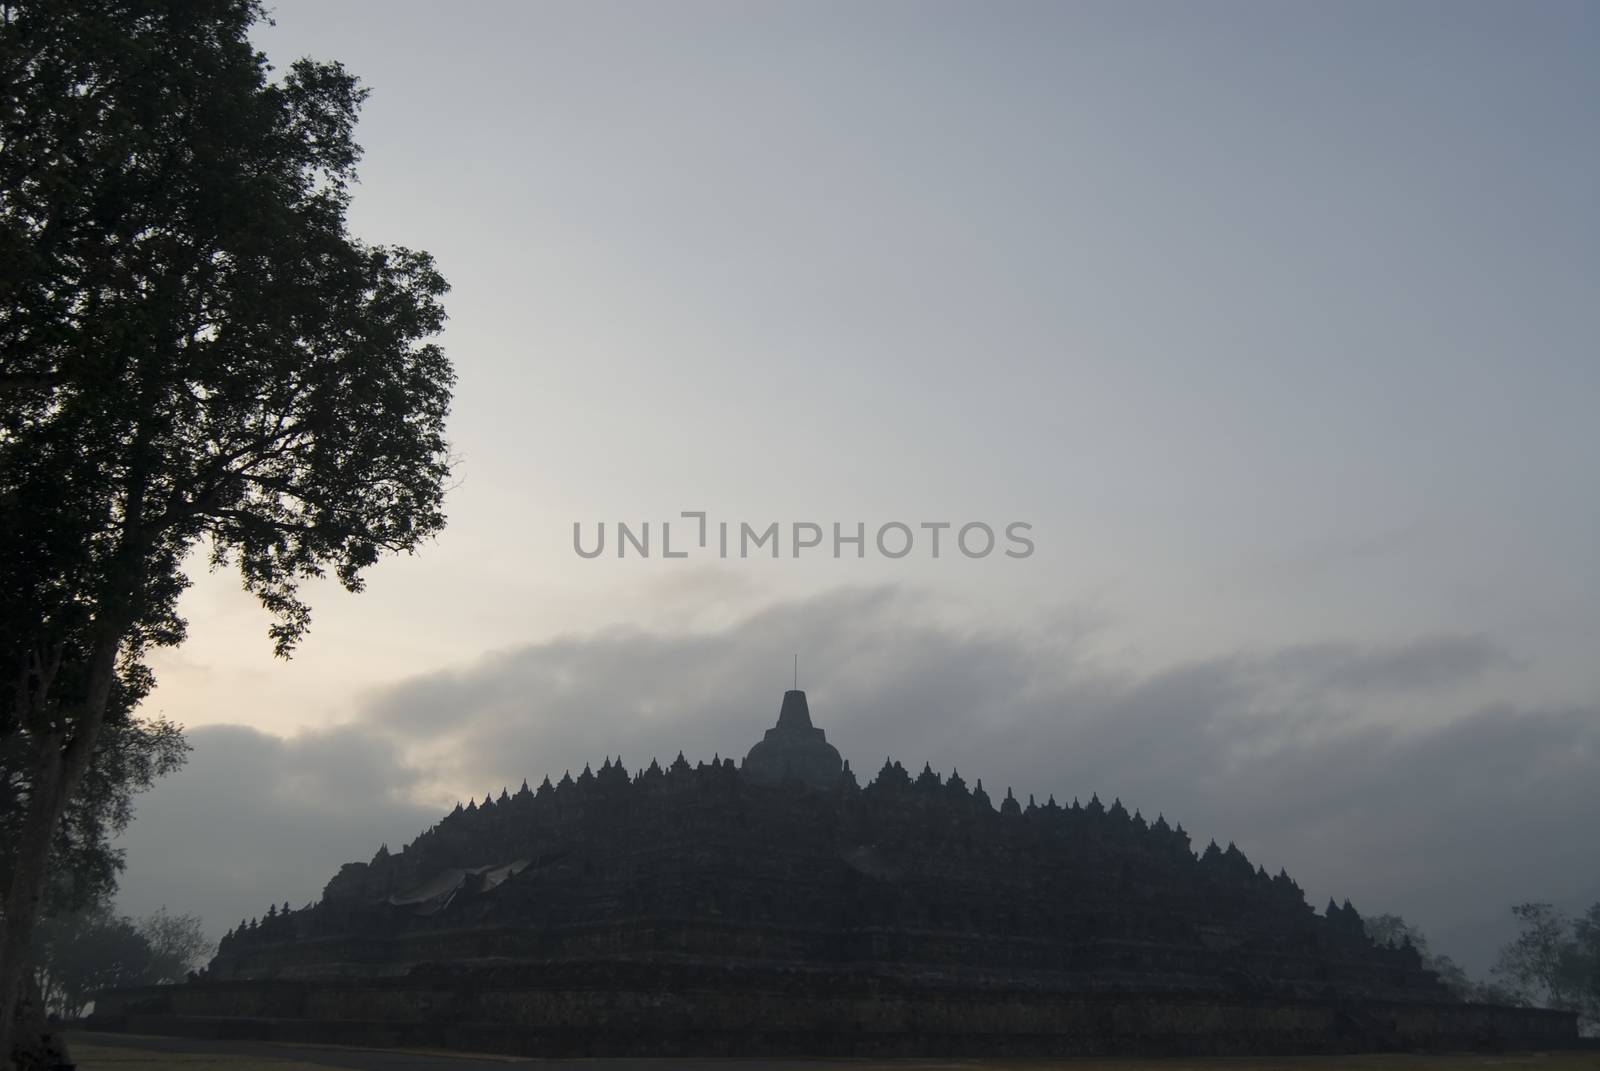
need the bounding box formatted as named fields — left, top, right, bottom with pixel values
left=740, top=688, right=843, bottom=789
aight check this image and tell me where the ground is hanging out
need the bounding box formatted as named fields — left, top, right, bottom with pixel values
left=65, top=1033, right=1600, bottom=1071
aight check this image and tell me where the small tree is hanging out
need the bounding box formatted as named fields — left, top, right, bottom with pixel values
left=1491, top=903, right=1586, bottom=1013
left=29, top=904, right=206, bottom=1020
left=1, top=0, right=454, bottom=1061
left=137, top=908, right=211, bottom=983
left=31, top=908, right=149, bottom=1020
left=1363, top=912, right=1477, bottom=1001
left=1574, top=903, right=1600, bottom=1029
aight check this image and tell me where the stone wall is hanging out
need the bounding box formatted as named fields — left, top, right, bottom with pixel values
left=91, top=967, right=1579, bottom=1058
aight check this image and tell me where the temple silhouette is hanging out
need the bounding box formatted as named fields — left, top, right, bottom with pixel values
left=93, top=690, right=1576, bottom=1056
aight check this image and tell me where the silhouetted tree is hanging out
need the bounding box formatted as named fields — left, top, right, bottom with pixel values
left=1364, top=913, right=1479, bottom=999
left=0, top=0, right=453, bottom=1059
left=30, top=904, right=207, bottom=1019
left=1491, top=902, right=1596, bottom=1029
left=2, top=704, right=187, bottom=919
left=133, top=907, right=211, bottom=986
left=1574, top=903, right=1600, bottom=1028
left=29, top=908, right=147, bottom=1020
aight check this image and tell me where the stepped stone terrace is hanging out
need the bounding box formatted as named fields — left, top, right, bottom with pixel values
left=92, top=690, right=1579, bottom=1057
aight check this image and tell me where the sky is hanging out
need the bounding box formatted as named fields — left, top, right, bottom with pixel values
left=115, top=0, right=1598, bottom=977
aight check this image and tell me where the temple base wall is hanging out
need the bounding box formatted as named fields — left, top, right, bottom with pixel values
left=90, top=972, right=1579, bottom=1058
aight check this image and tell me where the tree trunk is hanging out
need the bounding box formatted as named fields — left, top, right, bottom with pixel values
left=0, top=619, right=126, bottom=1070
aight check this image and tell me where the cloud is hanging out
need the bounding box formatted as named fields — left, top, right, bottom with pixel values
left=117, top=586, right=1598, bottom=976
left=1262, top=634, right=1513, bottom=695
left=114, top=724, right=437, bottom=941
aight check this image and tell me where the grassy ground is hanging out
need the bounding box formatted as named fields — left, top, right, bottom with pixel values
left=65, top=1036, right=1600, bottom=1071
left=70, top=1039, right=337, bottom=1071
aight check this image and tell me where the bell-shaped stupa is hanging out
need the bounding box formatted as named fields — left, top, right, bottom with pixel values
left=741, top=689, right=843, bottom=789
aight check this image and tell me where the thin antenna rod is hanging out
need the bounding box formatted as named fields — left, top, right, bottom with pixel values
left=794, top=653, right=798, bottom=690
